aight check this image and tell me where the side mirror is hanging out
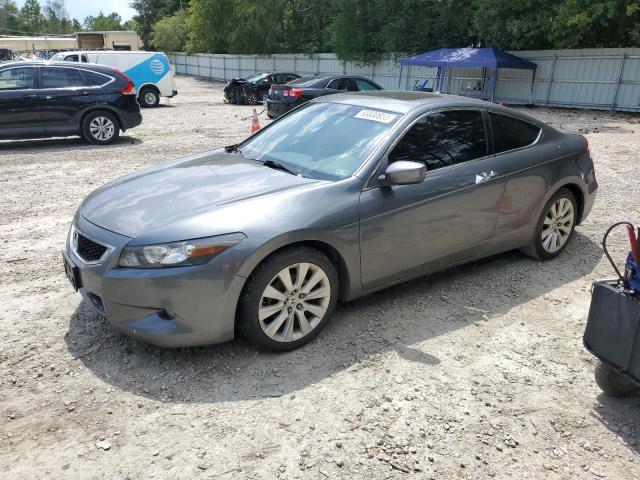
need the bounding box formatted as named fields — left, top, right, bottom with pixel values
left=378, top=161, right=426, bottom=187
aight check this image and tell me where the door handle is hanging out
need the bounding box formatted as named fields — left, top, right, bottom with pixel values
left=475, top=170, right=499, bottom=184
left=44, top=95, right=53, bottom=100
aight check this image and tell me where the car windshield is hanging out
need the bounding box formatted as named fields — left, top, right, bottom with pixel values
left=245, top=73, right=267, bottom=83
left=239, top=102, right=401, bottom=180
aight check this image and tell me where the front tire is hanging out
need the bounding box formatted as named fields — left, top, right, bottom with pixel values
left=595, top=361, right=640, bottom=398
left=521, top=188, right=577, bottom=260
left=238, top=247, right=338, bottom=351
left=138, top=87, right=160, bottom=108
left=82, top=111, right=119, bottom=145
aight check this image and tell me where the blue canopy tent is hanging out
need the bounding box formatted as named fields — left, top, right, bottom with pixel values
left=399, top=47, right=537, bottom=103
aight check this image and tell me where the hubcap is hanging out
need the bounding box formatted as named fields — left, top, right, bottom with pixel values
left=258, top=262, right=331, bottom=343
left=144, top=92, right=157, bottom=105
left=541, top=197, right=575, bottom=253
left=89, top=116, right=115, bottom=141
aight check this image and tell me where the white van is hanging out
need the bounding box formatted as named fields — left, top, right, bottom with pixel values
left=50, top=50, right=177, bottom=107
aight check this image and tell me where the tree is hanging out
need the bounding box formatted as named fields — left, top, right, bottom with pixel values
left=42, top=0, right=74, bottom=34
left=550, top=0, right=640, bottom=48
left=19, top=0, right=42, bottom=33
left=151, top=9, right=188, bottom=52
left=132, top=0, right=182, bottom=49
left=0, top=0, right=20, bottom=34
left=471, top=0, right=555, bottom=50
left=122, top=19, right=140, bottom=31
left=83, top=11, right=125, bottom=31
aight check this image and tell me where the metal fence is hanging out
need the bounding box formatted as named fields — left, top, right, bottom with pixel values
left=168, top=48, right=640, bottom=112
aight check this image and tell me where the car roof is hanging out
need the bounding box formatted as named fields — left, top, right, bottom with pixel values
left=313, top=90, right=543, bottom=122
left=53, top=50, right=162, bottom=55
left=0, top=60, right=118, bottom=74
left=289, top=74, right=378, bottom=87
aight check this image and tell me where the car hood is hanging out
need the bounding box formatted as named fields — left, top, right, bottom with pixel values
left=80, top=151, right=319, bottom=238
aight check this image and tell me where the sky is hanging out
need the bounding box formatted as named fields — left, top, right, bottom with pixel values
left=15, top=0, right=136, bottom=22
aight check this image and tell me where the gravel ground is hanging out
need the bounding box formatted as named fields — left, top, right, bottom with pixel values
left=2, top=76, right=640, bottom=479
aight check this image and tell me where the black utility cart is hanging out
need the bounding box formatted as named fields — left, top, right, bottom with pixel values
left=584, top=222, right=640, bottom=397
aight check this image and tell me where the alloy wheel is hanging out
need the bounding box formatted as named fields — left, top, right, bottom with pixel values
left=258, top=262, right=331, bottom=343
left=89, top=116, right=115, bottom=141
left=541, top=197, right=575, bottom=253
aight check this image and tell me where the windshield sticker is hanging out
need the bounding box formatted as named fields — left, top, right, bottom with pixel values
left=354, top=110, right=398, bottom=123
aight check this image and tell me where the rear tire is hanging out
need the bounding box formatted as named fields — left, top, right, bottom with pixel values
left=595, top=361, right=640, bottom=398
left=238, top=247, right=338, bottom=351
left=82, top=110, right=120, bottom=145
left=138, top=87, right=160, bottom=108
left=521, top=188, right=577, bottom=260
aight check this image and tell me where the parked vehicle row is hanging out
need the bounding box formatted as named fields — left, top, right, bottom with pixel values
left=0, top=61, right=142, bottom=144
left=63, top=90, right=597, bottom=351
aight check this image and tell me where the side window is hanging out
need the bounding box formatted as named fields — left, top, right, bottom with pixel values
left=64, top=55, right=79, bottom=62
left=284, top=74, right=298, bottom=82
left=326, top=78, right=350, bottom=91
left=389, top=110, right=487, bottom=171
left=0, top=68, right=34, bottom=91
left=489, top=112, right=541, bottom=153
left=81, top=70, right=111, bottom=87
left=81, top=55, right=88, bottom=63
left=41, top=67, right=84, bottom=88
left=355, top=78, right=380, bottom=91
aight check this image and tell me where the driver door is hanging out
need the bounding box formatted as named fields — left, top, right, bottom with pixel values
left=359, top=109, right=505, bottom=289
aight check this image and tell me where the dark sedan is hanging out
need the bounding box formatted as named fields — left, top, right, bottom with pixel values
left=0, top=61, right=142, bottom=145
left=223, top=72, right=300, bottom=105
left=267, top=74, right=383, bottom=118
left=64, top=91, right=596, bottom=351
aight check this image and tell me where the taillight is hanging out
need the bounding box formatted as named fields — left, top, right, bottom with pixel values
left=283, top=88, right=303, bottom=97
left=114, top=68, right=135, bottom=95
left=121, top=79, right=135, bottom=95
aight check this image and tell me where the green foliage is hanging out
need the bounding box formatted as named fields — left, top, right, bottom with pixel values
left=0, top=0, right=21, bottom=34
left=132, top=0, right=183, bottom=49
left=83, top=11, right=126, bottom=31
left=151, top=9, right=188, bottom=52
left=550, top=0, right=640, bottom=48
left=145, top=0, right=640, bottom=60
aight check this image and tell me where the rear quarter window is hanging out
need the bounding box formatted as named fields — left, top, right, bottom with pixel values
left=81, top=70, right=112, bottom=87
left=490, top=112, right=541, bottom=153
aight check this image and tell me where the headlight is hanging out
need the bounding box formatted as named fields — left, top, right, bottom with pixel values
left=118, top=233, right=245, bottom=268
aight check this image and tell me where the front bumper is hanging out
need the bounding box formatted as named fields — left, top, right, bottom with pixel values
left=63, top=215, right=245, bottom=347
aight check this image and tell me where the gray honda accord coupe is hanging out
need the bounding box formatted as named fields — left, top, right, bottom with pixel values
left=63, top=91, right=598, bottom=351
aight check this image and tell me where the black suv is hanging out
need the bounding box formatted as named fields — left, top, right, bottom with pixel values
left=0, top=61, right=142, bottom=145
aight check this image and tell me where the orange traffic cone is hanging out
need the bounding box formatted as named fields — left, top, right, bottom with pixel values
left=250, top=108, right=261, bottom=133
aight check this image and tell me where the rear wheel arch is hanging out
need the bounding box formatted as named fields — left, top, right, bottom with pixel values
left=79, top=106, right=124, bottom=134
left=561, top=183, right=585, bottom=224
